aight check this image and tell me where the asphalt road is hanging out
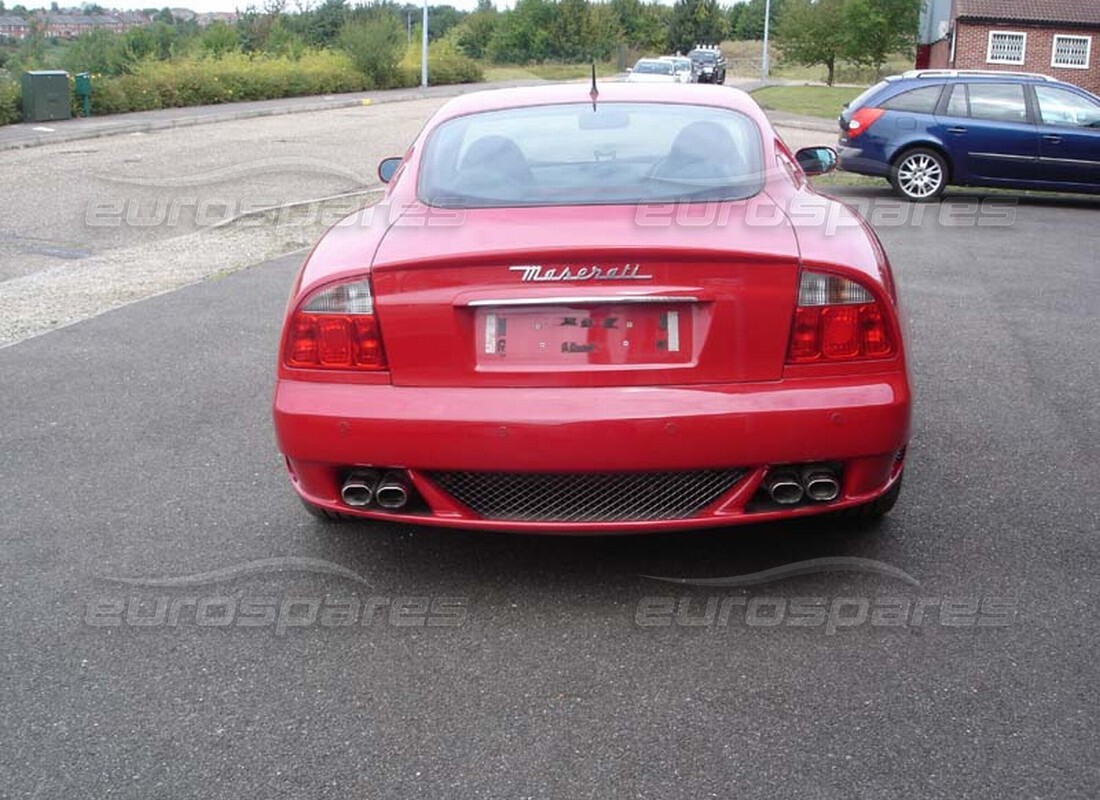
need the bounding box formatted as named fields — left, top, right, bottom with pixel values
left=2, top=173, right=1099, bottom=794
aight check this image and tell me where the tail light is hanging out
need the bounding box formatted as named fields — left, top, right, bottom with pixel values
left=845, top=107, right=884, bottom=139
left=283, top=277, right=387, bottom=370
left=787, top=271, right=895, bottom=363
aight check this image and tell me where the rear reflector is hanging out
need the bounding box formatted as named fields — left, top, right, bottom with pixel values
left=787, top=272, right=895, bottom=363
left=284, top=278, right=387, bottom=370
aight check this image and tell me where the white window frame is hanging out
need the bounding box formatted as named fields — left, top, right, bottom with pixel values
left=987, top=30, right=1027, bottom=65
left=1051, top=34, right=1091, bottom=70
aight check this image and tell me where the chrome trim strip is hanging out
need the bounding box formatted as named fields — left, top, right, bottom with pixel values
left=1038, top=156, right=1100, bottom=166
left=969, top=152, right=1038, bottom=162
left=465, top=296, right=699, bottom=308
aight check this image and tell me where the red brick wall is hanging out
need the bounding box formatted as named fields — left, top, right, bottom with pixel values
left=950, top=21, right=1100, bottom=95
left=927, top=38, right=952, bottom=70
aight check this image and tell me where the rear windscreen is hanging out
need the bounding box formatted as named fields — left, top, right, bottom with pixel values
left=849, top=80, right=891, bottom=111
left=418, top=102, right=764, bottom=208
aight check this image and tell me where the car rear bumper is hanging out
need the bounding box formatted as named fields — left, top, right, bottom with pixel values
left=838, top=144, right=890, bottom=178
left=273, top=374, right=910, bottom=532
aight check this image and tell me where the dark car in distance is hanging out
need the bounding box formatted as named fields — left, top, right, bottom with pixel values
left=838, top=69, right=1100, bottom=200
left=688, top=46, right=726, bottom=84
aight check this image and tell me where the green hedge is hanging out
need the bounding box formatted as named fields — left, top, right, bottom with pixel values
left=90, top=51, right=369, bottom=115
left=399, top=55, right=483, bottom=87
left=0, top=50, right=483, bottom=124
left=0, top=80, right=20, bottom=126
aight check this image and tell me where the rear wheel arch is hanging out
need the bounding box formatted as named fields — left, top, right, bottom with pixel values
left=889, top=144, right=952, bottom=201
left=890, top=142, right=953, bottom=181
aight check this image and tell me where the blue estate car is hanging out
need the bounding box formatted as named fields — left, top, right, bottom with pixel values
left=838, top=70, right=1100, bottom=200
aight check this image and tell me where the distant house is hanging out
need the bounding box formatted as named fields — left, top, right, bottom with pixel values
left=42, top=14, right=130, bottom=39
left=919, top=0, right=1100, bottom=95
left=0, top=14, right=30, bottom=40
left=195, top=12, right=238, bottom=27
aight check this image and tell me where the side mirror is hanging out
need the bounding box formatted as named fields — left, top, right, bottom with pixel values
left=378, top=156, right=402, bottom=184
left=626, top=67, right=633, bottom=73
left=795, top=146, right=838, bottom=177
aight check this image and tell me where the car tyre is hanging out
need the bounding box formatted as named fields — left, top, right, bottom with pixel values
left=299, top=496, right=353, bottom=522
left=833, top=473, right=903, bottom=525
left=890, top=148, right=948, bottom=201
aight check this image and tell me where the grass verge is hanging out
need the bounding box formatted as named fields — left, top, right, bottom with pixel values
left=483, top=62, right=618, bottom=82
left=751, top=85, right=863, bottom=119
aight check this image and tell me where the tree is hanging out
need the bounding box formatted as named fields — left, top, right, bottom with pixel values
left=549, top=0, right=590, bottom=61
left=453, top=7, right=496, bottom=59
left=200, top=21, right=240, bottom=57
left=610, top=0, right=667, bottom=51
left=339, top=15, right=403, bottom=88
left=265, top=16, right=306, bottom=57
left=725, top=2, right=744, bottom=39
left=236, top=2, right=286, bottom=53
left=734, top=0, right=784, bottom=41
left=424, top=5, right=466, bottom=41
left=303, top=0, right=348, bottom=47
left=15, top=14, right=46, bottom=67
left=841, top=0, right=919, bottom=76
left=586, top=2, right=624, bottom=60
left=667, top=0, right=726, bottom=55
left=487, top=0, right=556, bottom=63
left=776, top=0, right=846, bottom=85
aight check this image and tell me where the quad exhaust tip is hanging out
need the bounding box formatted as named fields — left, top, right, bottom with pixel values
left=374, top=471, right=410, bottom=510
left=802, top=467, right=841, bottom=502
left=764, top=470, right=805, bottom=505
left=340, top=470, right=380, bottom=508
left=764, top=465, right=841, bottom=505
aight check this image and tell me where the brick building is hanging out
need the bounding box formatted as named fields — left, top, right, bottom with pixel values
left=0, top=14, right=30, bottom=40
left=923, top=0, right=1100, bottom=95
left=42, top=14, right=130, bottom=39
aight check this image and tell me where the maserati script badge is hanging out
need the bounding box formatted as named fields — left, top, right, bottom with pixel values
left=509, top=264, right=653, bottom=282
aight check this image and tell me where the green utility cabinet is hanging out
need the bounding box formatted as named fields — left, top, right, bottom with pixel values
left=21, top=70, right=71, bottom=123
left=75, top=72, right=92, bottom=117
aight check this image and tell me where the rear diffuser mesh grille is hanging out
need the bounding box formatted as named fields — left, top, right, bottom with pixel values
left=426, top=469, right=746, bottom=522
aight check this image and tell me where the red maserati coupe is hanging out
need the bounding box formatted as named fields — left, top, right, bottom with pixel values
left=272, top=83, right=911, bottom=532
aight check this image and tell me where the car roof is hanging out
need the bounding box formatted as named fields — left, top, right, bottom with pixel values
left=427, top=83, right=769, bottom=126
left=899, top=69, right=1055, bottom=82
left=855, top=69, right=1097, bottom=107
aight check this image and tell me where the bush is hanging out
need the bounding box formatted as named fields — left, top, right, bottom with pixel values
left=0, top=44, right=483, bottom=125
left=338, top=16, right=404, bottom=89
left=0, top=78, right=20, bottom=125
left=399, top=55, right=483, bottom=86
left=400, top=39, right=484, bottom=87
left=88, top=50, right=369, bottom=116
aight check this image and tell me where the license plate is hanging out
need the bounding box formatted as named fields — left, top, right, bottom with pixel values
left=476, top=304, right=692, bottom=367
